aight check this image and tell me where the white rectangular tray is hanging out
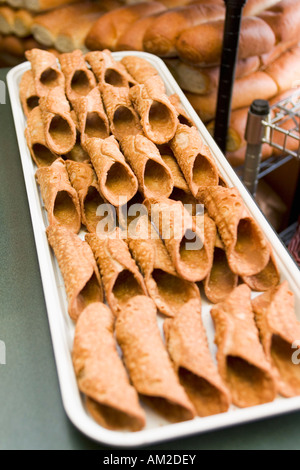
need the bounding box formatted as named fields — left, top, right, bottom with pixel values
left=7, top=51, right=300, bottom=448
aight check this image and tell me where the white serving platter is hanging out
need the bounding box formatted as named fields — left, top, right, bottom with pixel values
left=7, top=51, right=300, bottom=448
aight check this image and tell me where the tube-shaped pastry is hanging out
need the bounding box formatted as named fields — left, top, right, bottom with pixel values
left=83, top=136, right=138, bottom=207
left=129, top=77, right=179, bottom=144
left=36, top=159, right=81, bottom=233
left=25, top=107, right=58, bottom=167
left=198, top=186, right=270, bottom=277
left=204, top=234, right=238, bottom=304
left=170, top=124, right=219, bottom=197
left=85, top=231, right=148, bottom=317
left=46, top=225, right=103, bottom=322
left=59, top=49, right=97, bottom=104
left=19, top=70, right=39, bottom=118
left=158, top=144, right=197, bottom=210
left=211, top=284, right=277, bottom=408
left=242, top=249, right=280, bottom=292
left=25, top=48, right=65, bottom=98
left=121, top=55, right=161, bottom=85
left=100, top=82, right=142, bottom=141
left=85, top=50, right=136, bottom=88
left=39, top=86, right=77, bottom=155
left=72, top=87, right=110, bottom=143
left=164, top=300, right=231, bottom=416
left=119, top=134, right=174, bottom=199
left=144, top=197, right=214, bottom=282
left=72, top=302, right=146, bottom=431
left=65, top=160, right=108, bottom=233
left=252, top=281, right=300, bottom=398
left=127, top=215, right=201, bottom=318
left=168, top=94, right=195, bottom=127
left=115, top=295, right=196, bottom=423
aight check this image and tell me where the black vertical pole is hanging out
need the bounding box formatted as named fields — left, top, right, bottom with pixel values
left=214, top=0, right=246, bottom=154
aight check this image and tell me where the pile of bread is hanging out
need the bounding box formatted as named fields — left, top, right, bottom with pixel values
left=18, top=48, right=300, bottom=432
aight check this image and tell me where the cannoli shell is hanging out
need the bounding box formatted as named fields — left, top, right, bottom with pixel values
left=144, top=197, right=214, bottom=282
left=85, top=49, right=136, bottom=88
left=46, top=225, right=103, bottom=322
left=19, top=70, right=39, bottom=118
left=25, top=48, right=65, bottom=98
left=59, top=49, right=97, bottom=104
left=121, top=55, right=162, bottom=85
left=129, top=80, right=178, bottom=144
left=83, top=135, right=138, bottom=207
left=65, top=160, right=107, bottom=233
left=204, top=234, right=238, bottom=304
left=252, top=281, right=300, bottom=397
left=100, top=82, right=142, bottom=141
left=211, top=284, right=277, bottom=408
left=25, top=106, right=58, bottom=168
left=72, top=87, right=110, bottom=143
left=120, top=134, right=174, bottom=199
left=170, top=124, right=219, bottom=197
left=85, top=231, right=148, bottom=317
left=39, top=86, right=77, bottom=155
left=72, top=302, right=146, bottom=431
left=164, top=299, right=231, bottom=416
left=168, top=93, right=195, bottom=127
left=198, top=186, right=270, bottom=277
left=127, top=215, right=201, bottom=317
left=242, top=249, right=280, bottom=292
left=115, top=295, right=196, bottom=423
left=36, top=159, right=81, bottom=233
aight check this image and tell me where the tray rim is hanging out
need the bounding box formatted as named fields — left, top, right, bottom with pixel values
left=6, top=52, right=300, bottom=448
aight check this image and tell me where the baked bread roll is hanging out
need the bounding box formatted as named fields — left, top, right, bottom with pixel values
left=264, top=46, right=300, bottom=93
left=165, top=56, right=260, bottom=95
left=13, top=9, right=34, bottom=37
left=143, top=3, right=225, bottom=58
left=243, top=0, right=281, bottom=16
left=25, top=0, right=82, bottom=13
left=85, top=1, right=166, bottom=51
left=0, top=6, right=15, bottom=35
left=258, top=0, right=300, bottom=43
left=115, top=12, right=165, bottom=52
left=176, top=16, right=276, bottom=66
left=72, top=303, right=146, bottom=432
left=260, top=39, right=298, bottom=67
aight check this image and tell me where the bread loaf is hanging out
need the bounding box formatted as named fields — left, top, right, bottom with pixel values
left=176, top=16, right=276, bottom=66
left=14, top=9, right=34, bottom=37
left=143, top=3, right=225, bottom=58
left=85, top=2, right=166, bottom=51
left=31, top=2, right=105, bottom=47
left=243, top=0, right=280, bottom=16
left=186, top=71, right=278, bottom=122
left=115, top=11, right=165, bottom=51
left=165, top=56, right=260, bottom=94
left=258, top=0, right=300, bottom=43
left=260, top=39, right=299, bottom=67
left=25, top=0, right=82, bottom=13
left=264, top=46, right=300, bottom=93
left=0, top=6, right=15, bottom=35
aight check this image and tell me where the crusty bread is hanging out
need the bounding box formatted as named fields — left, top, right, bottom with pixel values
left=258, top=0, right=300, bottom=43
left=186, top=71, right=278, bottom=122
left=143, top=3, right=225, bottom=58
left=14, top=9, right=34, bottom=38
left=176, top=16, right=276, bottom=66
left=0, top=6, right=15, bottom=35
left=260, top=39, right=299, bottom=67
left=31, top=2, right=106, bottom=47
left=165, top=56, right=260, bottom=94
left=85, top=2, right=166, bottom=51
left=6, top=0, right=24, bottom=8
left=25, top=0, right=82, bottom=13
left=115, top=11, right=166, bottom=51
left=264, top=46, right=300, bottom=93
left=243, top=0, right=280, bottom=16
